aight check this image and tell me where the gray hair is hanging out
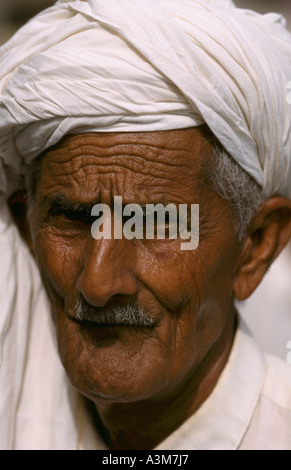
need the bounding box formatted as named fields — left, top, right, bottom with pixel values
left=202, top=142, right=266, bottom=241
left=25, top=138, right=266, bottom=241
left=74, top=297, right=154, bottom=327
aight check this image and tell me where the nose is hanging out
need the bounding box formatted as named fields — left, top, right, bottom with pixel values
left=76, top=237, right=137, bottom=307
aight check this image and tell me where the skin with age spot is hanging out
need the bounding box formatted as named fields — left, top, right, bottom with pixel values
left=26, top=127, right=291, bottom=450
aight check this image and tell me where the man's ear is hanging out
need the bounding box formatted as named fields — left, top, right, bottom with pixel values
left=233, top=196, right=291, bottom=300
left=8, top=190, right=34, bottom=253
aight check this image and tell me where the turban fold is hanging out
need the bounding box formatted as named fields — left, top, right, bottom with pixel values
left=0, top=0, right=291, bottom=197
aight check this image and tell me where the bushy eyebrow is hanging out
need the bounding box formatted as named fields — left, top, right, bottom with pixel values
left=40, top=193, right=96, bottom=217
left=39, top=193, right=151, bottom=215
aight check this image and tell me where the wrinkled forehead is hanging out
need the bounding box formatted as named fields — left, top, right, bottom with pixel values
left=44, top=127, right=213, bottom=160
left=36, top=128, right=214, bottom=204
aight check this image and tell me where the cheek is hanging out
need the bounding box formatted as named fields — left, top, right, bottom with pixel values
left=140, top=237, right=238, bottom=362
left=181, top=239, right=239, bottom=356
left=33, top=227, right=85, bottom=299
left=135, top=244, right=203, bottom=365
left=137, top=240, right=199, bottom=312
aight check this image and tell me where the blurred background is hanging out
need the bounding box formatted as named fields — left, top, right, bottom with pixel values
left=0, top=0, right=290, bottom=360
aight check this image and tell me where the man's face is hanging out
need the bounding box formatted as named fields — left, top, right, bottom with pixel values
left=29, top=129, right=241, bottom=404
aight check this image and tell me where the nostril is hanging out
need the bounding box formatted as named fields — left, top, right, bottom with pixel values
left=77, top=274, right=138, bottom=308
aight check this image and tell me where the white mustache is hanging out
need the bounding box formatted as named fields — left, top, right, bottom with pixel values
left=74, top=297, right=154, bottom=327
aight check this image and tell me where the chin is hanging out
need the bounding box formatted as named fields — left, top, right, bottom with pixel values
left=56, top=316, right=171, bottom=404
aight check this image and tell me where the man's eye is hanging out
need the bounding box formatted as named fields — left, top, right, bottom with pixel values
left=49, top=208, right=92, bottom=225
left=63, top=209, right=86, bottom=222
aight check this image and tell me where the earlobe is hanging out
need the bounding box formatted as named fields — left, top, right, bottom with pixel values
left=7, top=190, right=35, bottom=254
left=233, top=196, right=291, bottom=301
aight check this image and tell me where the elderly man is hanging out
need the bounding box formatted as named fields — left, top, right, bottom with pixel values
left=0, top=0, right=291, bottom=450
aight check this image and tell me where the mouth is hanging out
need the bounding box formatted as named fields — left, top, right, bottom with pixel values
left=66, top=315, right=157, bottom=349
left=71, top=317, right=156, bottom=329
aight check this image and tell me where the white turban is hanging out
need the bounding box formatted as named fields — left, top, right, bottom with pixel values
left=0, top=0, right=291, bottom=198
